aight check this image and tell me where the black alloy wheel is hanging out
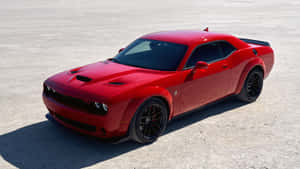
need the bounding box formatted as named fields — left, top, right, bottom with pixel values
left=246, top=72, right=263, bottom=98
left=237, top=68, right=264, bottom=103
left=130, top=98, right=168, bottom=144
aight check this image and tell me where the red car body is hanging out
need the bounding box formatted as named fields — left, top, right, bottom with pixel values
left=43, top=30, right=274, bottom=140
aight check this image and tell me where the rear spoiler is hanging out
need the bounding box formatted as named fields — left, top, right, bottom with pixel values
left=202, top=27, right=270, bottom=47
left=240, top=38, right=270, bottom=47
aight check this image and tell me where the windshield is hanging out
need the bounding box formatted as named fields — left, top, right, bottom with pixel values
left=113, top=39, right=188, bottom=71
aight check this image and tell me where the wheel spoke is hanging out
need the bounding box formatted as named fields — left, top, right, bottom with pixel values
left=152, top=114, right=161, bottom=121
left=143, top=125, right=149, bottom=136
left=152, top=122, right=161, bottom=129
left=246, top=72, right=262, bottom=98
left=138, top=103, right=165, bottom=140
left=146, top=125, right=152, bottom=137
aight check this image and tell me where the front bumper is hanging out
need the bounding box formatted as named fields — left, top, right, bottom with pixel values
left=43, top=94, right=127, bottom=139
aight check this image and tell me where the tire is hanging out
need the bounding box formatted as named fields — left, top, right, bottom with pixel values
left=237, top=68, right=264, bottom=103
left=129, top=98, right=169, bottom=144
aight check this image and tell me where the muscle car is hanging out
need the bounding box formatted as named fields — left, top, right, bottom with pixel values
left=43, top=29, right=274, bottom=143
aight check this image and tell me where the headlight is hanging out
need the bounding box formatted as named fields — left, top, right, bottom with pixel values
left=44, top=84, right=52, bottom=96
left=93, top=102, right=109, bottom=115
left=94, top=102, right=102, bottom=109
left=102, top=103, right=108, bottom=111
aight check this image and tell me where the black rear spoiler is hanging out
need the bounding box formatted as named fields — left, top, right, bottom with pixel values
left=239, top=38, right=270, bottom=47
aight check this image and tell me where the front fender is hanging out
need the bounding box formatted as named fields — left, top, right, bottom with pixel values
left=235, top=57, right=266, bottom=94
left=118, top=86, right=173, bottom=133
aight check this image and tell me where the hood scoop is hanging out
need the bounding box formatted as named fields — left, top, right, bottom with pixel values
left=76, top=75, right=92, bottom=82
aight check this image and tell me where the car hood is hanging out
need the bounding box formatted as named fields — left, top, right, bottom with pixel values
left=45, top=61, right=174, bottom=101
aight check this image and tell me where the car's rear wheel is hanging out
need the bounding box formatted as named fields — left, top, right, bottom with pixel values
left=237, top=68, right=264, bottom=103
left=129, top=98, right=168, bottom=144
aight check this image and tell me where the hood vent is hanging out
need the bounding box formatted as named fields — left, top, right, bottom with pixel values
left=70, top=70, right=79, bottom=74
left=109, top=81, right=125, bottom=85
left=70, top=67, right=82, bottom=74
left=76, top=75, right=92, bottom=82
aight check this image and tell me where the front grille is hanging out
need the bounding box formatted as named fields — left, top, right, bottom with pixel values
left=43, top=84, right=107, bottom=115
left=44, top=87, right=88, bottom=110
left=54, top=113, right=96, bottom=132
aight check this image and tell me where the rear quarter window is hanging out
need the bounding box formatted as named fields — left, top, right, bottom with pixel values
left=219, top=41, right=236, bottom=57
left=185, top=42, right=223, bottom=67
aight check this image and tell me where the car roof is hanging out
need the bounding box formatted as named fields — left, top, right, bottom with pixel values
left=141, top=30, right=236, bottom=46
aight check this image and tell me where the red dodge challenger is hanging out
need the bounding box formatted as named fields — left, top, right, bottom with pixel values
left=43, top=29, right=274, bottom=143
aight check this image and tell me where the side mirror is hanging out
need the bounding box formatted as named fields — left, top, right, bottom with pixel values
left=118, top=48, right=125, bottom=53
left=194, top=61, right=208, bottom=69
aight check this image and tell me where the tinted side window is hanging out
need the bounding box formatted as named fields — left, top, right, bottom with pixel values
left=186, top=42, right=222, bottom=67
left=219, top=41, right=236, bottom=57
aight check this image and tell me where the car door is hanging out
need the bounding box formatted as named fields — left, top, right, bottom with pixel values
left=178, top=41, right=236, bottom=114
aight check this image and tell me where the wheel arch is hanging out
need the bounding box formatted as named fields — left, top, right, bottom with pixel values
left=252, top=65, right=265, bottom=77
left=235, top=58, right=266, bottom=94
left=151, top=96, right=171, bottom=118
left=118, top=86, right=173, bottom=134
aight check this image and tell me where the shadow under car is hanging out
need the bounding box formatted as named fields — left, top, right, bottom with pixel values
left=0, top=98, right=246, bottom=169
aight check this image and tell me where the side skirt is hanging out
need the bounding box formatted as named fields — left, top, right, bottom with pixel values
left=169, top=94, right=237, bottom=122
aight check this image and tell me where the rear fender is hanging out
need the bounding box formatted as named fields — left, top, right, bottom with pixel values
left=235, top=57, right=266, bottom=94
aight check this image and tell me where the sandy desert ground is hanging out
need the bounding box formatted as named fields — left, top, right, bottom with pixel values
left=0, top=0, right=299, bottom=169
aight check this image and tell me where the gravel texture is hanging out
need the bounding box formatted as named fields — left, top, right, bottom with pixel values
left=0, top=0, right=299, bottom=169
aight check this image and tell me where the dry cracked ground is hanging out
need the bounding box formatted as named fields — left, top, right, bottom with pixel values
left=0, top=0, right=299, bottom=169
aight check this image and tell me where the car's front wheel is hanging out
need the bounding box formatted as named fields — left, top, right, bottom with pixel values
left=237, top=68, right=264, bottom=103
left=129, top=98, right=168, bottom=144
